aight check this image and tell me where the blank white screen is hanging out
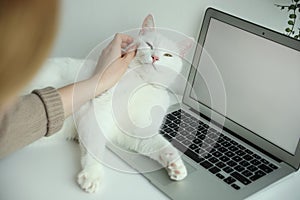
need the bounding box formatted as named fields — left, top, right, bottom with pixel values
left=192, top=18, right=300, bottom=155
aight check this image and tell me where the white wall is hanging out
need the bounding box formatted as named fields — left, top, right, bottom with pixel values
left=50, top=0, right=289, bottom=58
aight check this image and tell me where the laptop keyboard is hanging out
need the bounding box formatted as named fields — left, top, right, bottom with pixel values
left=159, top=109, right=279, bottom=190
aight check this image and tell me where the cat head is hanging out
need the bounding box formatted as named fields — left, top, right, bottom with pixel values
left=131, top=14, right=193, bottom=78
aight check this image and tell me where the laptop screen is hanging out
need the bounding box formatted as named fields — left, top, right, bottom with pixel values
left=190, top=18, right=300, bottom=155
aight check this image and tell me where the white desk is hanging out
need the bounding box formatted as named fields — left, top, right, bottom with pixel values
left=0, top=135, right=299, bottom=200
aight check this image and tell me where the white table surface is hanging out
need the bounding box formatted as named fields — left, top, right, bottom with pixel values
left=0, top=134, right=299, bottom=200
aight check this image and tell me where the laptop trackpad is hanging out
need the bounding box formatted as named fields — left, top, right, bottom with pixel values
left=145, top=161, right=197, bottom=186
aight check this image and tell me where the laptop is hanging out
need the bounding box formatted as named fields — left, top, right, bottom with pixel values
left=107, top=7, right=300, bottom=200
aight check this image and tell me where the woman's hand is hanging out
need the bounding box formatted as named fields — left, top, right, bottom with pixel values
left=58, top=33, right=136, bottom=117
left=92, top=33, right=137, bottom=95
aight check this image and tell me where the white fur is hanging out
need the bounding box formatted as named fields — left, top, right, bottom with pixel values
left=24, top=15, right=193, bottom=193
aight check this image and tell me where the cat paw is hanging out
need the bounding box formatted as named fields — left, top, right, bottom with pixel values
left=77, top=167, right=102, bottom=193
left=159, top=151, right=187, bottom=181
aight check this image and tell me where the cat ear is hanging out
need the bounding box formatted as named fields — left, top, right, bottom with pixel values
left=177, top=37, right=194, bottom=58
left=140, top=14, right=155, bottom=35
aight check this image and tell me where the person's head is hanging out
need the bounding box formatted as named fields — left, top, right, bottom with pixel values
left=0, top=0, right=59, bottom=109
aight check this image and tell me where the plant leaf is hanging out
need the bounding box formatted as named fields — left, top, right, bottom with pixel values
left=289, top=5, right=296, bottom=10
left=288, top=20, right=295, bottom=25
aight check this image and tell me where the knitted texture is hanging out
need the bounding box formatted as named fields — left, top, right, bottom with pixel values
left=32, top=87, right=64, bottom=136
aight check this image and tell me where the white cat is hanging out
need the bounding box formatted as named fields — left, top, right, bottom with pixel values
left=25, top=14, right=193, bottom=193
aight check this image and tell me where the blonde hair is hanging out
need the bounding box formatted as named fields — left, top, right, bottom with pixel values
left=0, top=0, right=59, bottom=107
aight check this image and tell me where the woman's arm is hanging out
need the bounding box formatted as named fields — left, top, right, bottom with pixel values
left=0, top=33, right=136, bottom=158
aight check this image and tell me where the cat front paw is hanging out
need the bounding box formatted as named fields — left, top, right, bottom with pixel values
left=159, top=151, right=187, bottom=181
left=167, top=158, right=187, bottom=181
left=77, top=166, right=102, bottom=193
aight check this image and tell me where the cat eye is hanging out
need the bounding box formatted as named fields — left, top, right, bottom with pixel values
left=163, top=53, right=173, bottom=57
left=146, top=42, right=153, bottom=50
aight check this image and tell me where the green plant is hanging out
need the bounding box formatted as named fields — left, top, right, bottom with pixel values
left=275, top=0, right=300, bottom=40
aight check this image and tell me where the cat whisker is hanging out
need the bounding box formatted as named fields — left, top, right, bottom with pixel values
left=152, top=64, right=158, bottom=71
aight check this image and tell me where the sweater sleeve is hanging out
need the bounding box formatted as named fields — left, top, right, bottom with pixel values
left=0, top=87, right=64, bottom=159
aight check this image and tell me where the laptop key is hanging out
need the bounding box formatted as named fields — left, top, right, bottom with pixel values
left=186, top=134, right=195, bottom=140
left=232, top=156, right=243, bottom=162
left=195, top=148, right=206, bottom=154
left=258, top=164, right=273, bottom=173
left=269, top=163, right=278, bottom=170
left=204, top=138, right=214, bottom=145
left=204, top=153, right=213, bottom=159
left=173, top=118, right=181, bottom=124
left=200, top=160, right=213, bottom=169
left=240, top=161, right=250, bottom=167
left=189, top=144, right=198, bottom=150
left=227, top=160, right=238, bottom=167
left=208, top=157, right=219, bottom=164
left=223, top=166, right=234, bottom=173
left=223, top=135, right=231, bottom=141
left=231, top=184, right=241, bottom=190
left=217, top=138, right=225, bottom=143
left=242, top=170, right=253, bottom=177
left=212, top=151, right=223, bottom=157
left=228, top=146, right=239, bottom=152
left=200, top=142, right=210, bottom=149
left=171, top=110, right=181, bottom=116
left=167, top=114, right=177, bottom=121
left=237, top=144, right=246, bottom=150
left=216, top=173, right=225, bottom=179
left=224, top=177, right=236, bottom=184
left=203, top=124, right=209, bottom=128
left=182, top=140, right=192, bottom=146
left=164, top=127, right=173, bottom=133
left=252, top=154, right=261, bottom=160
left=186, top=126, right=195, bottom=132
left=236, top=150, right=246, bottom=156
left=234, top=165, right=245, bottom=172
left=230, top=140, right=238, bottom=145
left=225, top=151, right=235, bottom=157
left=163, top=134, right=173, bottom=141
left=261, top=158, right=270, bottom=165
left=231, top=172, right=251, bottom=185
left=221, top=141, right=231, bottom=147
left=168, top=123, right=178, bottom=129
left=218, top=147, right=228, bottom=153
left=245, top=149, right=253, bottom=155
left=184, top=149, right=204, bottom=163
left=250, top=170, right=266, bottom=181
left=196, top=133, right=205, bottom=139
left=176, top=135, right=186, bottom=142
left=171, top=140, right=188, bottom=153
left=250, top=159, right=261, bottom=166
left=219, top=156, right=230, bottom=162
left=179, top=130, right=189, bottom=136
left=190, top=121, right=199, bottom=127
left=247, top=165, right=258, bottom=172
left=243, top=154, right=253, bottom=161
left=213, top=143, right=221, bottom=149
left=193, top=138, right=202, bottom=144
left=216, top=161, right=226, bottom=169
left=180, top=123, right=189, bottom=128
left=209, top=166, right=221, bottom=174
left=170, top=132, right=177, bottom=137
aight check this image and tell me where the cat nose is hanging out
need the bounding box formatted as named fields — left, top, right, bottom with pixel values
left=151, top=55, right=159, bottom=63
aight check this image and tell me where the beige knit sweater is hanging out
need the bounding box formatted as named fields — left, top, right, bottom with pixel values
left=0, top=87, right=65, bottom=159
